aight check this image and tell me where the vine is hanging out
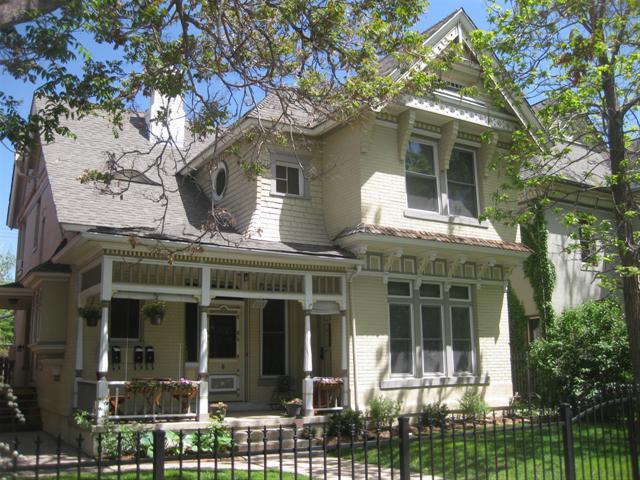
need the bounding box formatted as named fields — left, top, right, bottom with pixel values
left=521, top=202, right=556, bottom=329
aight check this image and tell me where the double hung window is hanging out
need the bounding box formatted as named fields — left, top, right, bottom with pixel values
left=388, top=281, right=476, bottom=378
left=404, top=140, right=479, bottom=218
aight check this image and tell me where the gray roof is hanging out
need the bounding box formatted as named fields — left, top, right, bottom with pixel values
left=39, top=104, right=351, bottom=260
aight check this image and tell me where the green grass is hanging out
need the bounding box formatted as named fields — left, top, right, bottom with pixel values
left=43, top=470, right=305, bottom=480
left=343, top=422, right=635, bottom=479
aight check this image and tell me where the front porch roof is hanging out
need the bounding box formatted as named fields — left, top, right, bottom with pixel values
left=0, top=282, right=33, bottom=309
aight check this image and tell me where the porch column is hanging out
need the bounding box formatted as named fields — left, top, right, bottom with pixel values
left=95, top=258, right=113, bottom=423
left=73, top=306, right=83, bottom=409
left=340, top=310, right=349, bottom=407
left=197, top=267, right=211, bottom=421
left=303, top=309, right=314, bottom=417
left=302, top=273, right=314, bottom=416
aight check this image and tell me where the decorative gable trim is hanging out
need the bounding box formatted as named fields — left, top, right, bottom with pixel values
left=438, top=120, right=460, bottom=171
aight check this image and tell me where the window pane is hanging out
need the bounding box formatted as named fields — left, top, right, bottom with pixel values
left=407, top=175, right=438, bottom=211
left=451, top=307, right=472, bottom=338
left=210, top=315, right=237, bottom=358
left=262, top=300, right=286, bottom=376
left=419, top=283, right=441, bottom=298
left=110, top=299, right=140, bottom=339
left=449, top=149, right=475, bottom=184
left=389, top=304, right=412, bottom=374
left=276, top=165, right=287, bottom=180
left=287, top=167, right=300, bottom=195
left=276, top=179, right=287, bottom=193
left=422, top=306, right=443, bottom=374
left=448, top=182, right=478, bottom=217
left=215, top=168, right=226, bottom=196
left=453, top=339, right=472, bottom=373
left=449, top=285, right=470, bottom=300
left=406, top=142, right=435, bottom=175
left=387, top=281, right=411, bottom=297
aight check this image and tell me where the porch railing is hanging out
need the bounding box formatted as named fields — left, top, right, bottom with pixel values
left=312, top=377, right=343, bottom=411
left=107, top=380, right=199, bottom=421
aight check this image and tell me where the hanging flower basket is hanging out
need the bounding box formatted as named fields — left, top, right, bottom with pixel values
left=141, top=301, right=167, bottom=325
left=78, top=304, right=101, bottom=327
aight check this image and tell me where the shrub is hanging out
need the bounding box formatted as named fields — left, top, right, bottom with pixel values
left=529, top=298, right=631, bottom=402
left=421, top=402, right=449, bottom=428
left=366, top=396, right=401, bottom=427
left=327, top=408, right=365, bottom=437
left=458, top=392, right=489, bottom=421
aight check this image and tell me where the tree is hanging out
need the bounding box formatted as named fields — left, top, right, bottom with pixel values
left=0, top=252, right=16, bottom=347
left=472, top=1, right=640, bottom=381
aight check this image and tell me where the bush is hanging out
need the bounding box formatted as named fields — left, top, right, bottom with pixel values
left=366, top=396, right=401, bottom=427
left=421, top=402, right=449, bottom=428
left=529, top=298, right=631, bottom=402
left=458, top=392, right=489, bottom=421
left=327, top=408, right=365, bottom=437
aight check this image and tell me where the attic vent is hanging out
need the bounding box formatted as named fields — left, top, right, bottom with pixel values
left=112, top=169, right=159, bottom=186
left=443, top=81, right=465, bottom=93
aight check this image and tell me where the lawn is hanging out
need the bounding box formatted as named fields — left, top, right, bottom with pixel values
left=43, top=470, right=305, bottom=480
left=343, top=422, right=635, bottom=480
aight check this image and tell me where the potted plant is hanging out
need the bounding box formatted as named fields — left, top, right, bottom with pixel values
left=78, top=303, right=101, bottom=327
left=141, top=300, right=167, bottom=325
left=284, top=398, right=303, bottom=418
left=209, top=401, right=228, bottom=419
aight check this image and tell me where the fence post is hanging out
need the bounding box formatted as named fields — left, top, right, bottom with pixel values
left=627, top=396, right=640, bottom=480
left=559, top=403, right=576, bottom=480
left=398, top=416, right=410, bottom=480
left=153, top=428, right=165, bottom=480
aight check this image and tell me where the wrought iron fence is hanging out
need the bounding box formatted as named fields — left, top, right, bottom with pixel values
left=4, top=388, right=640, bottom=479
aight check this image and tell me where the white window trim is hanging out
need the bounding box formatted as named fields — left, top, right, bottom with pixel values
left=212, top=161, right=228, bottom=202
left=444, top=146, right=481, bottom=220
left=404, top=138, right=441, bottom=214
left=448, top=303, right=477, bottom=376
left=388, top=302, right=415, bottom=377
left=419, top=303, right=447, bottom=377
left=260, top=301, right=289, bottom=378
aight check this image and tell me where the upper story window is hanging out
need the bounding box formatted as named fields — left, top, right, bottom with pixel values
left=405, top=141, right=439, bottom=212
left=404, top=141, right=480, bottom=219
left=212, top=162, right=228, bottom=201
left=274, top=163, right=303, bottom=196
left=578, top=217, right=596, bottom=264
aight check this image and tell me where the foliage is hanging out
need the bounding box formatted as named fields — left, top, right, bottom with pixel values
left=420, top=402, right=449, bottom=429
left=366, top=396, right=401, bottom=427
left=327, top=408, right=365, bottom=436
left=191, top=418, right=232, bottom=453
left=529, top=298, right=631, bottom=402
left=0, top=378, right=25, bottom=473
left=0, top=252, right=15, bottom=347
left=458, top=393, right=489, bottom=422
left=140, top=301, right=167, bottom=320
left=507, top=283, right=529, bottom=357
left=72, top=409, right=93, bottom=429
left=521, top=203, right=555, bottom=327
left=77, top=303, right=101, bottom=322
left=472, top=0, right=640, bottom=379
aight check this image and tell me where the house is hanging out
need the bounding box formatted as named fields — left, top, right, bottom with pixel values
left=2, top=9, right=535, bottom=441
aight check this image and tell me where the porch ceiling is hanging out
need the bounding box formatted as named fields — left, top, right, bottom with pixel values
left=0, top=284, right=33, bottom=309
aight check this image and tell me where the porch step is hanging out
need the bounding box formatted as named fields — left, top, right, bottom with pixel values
left=0, top=387, right=42, bottom=432
left=231, top=427, right=321, bottom=453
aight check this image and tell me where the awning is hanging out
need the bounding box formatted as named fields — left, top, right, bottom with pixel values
left=0, top=283, right=33, bottom=309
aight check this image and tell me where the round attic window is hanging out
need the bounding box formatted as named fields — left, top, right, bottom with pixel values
left=212, top=162, right=228, bottom=201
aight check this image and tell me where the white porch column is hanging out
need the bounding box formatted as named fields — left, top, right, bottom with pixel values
left=197, top=267, right=211, bottom=421
left=95, top=258, right=113, bottom=423
left=302, top=273, right=314, bottom=416
left=340, top=310, right=349, bottom=407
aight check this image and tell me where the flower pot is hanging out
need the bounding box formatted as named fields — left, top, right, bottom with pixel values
left=149, top=314, right=164, bottom=325
left=286, top=403, right=302, bottom=417
left=85, top=315, right=99, bottom=327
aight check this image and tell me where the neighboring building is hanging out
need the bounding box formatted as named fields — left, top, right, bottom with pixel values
left=2, top=9, right=536, bottom=441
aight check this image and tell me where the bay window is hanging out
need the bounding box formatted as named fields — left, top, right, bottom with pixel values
left=405, top=141, right=439, bottom=212
left=447, top=148, right=478, bottom=217
left=389, top=304, right=413, bottom=375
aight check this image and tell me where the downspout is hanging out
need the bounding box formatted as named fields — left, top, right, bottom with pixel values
left=348, top=265, right=362, bottom=411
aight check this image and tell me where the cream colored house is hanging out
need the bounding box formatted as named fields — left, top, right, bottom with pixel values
left=2, top=9, right=535, bottom=439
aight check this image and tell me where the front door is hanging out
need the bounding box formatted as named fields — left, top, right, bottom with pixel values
left=208, top=307, right=245, bottom=402
left=318, top=317, right=333, bottom=377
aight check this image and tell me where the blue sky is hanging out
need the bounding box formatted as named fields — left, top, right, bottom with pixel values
left=0, top=1, right=494, bottom=258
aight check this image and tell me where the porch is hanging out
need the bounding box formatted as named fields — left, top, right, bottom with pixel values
left=73, top=255, right=351, bottom=424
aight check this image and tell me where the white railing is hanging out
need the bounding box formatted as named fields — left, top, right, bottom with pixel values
left=107, top=380, right=199, bottom=421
